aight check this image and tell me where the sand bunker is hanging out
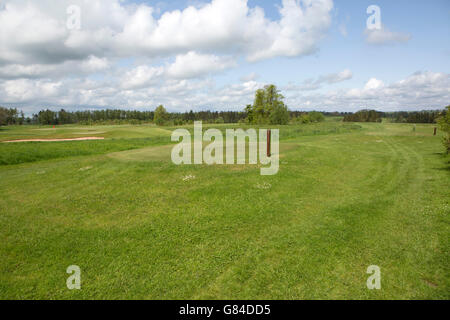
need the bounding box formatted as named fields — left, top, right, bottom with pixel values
left=3, top=137, right=105, bottom=143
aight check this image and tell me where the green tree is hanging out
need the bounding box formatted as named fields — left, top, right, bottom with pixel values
left=438, top=105, right=450, bottom=153
left=244, top=104, right=253, bottom=123
left=249, top=85, right=289, bottom=125
left=308, top=111, right=325, bottom=122
left=269, top=100, right=289, bottom=125
left=253, top=89, right=266, bottom=124
left=0, top=107, right=7, bottom=126
left=154, top=105, right=168, bottom=126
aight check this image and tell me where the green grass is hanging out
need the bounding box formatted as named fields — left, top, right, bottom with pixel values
left=0, top=137, right=171, bottom=166
left=0, top=122, right=448, bottom=299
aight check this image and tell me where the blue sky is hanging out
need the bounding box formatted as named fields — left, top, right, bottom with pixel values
left=0, top=0, right=448, bottom=113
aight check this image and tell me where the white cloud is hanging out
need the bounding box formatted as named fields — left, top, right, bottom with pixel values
left=285, top=71, right=449, bottom=111
left=364, top=78, right=384, bottom=90
left=284, top=69, right=353, bottom=91
left=0, top=56, right=111, bottom=79
left=120, top=65, right=165, bottom=90
left=240, top=72, right=259, bottom=82
left=2, top=71, right=447, bottom=114
left=80, top=56, right=110, bottom=73
left=320, top=69, right=353, bottom=84
left=0, top=0, right=333, bottom=67
left=0, top=79, right=64, bottom=103
left=166, top=52, right=236, bottom=79
left=365, top=26, right=411, bottom=45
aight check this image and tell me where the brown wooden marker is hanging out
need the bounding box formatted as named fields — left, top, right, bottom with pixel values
left=267, top=129, right=271, bottom=157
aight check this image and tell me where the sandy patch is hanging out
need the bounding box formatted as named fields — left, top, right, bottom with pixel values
left=73, top=131, right=106, bottom=135
left=3, top=137, right=105, bottom=143
left=182, top=175, right=195, bottom=182
left=79, top=166, right=93, bottom=171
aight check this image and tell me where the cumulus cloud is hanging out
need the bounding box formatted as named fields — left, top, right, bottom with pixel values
left=284, top=69, right=353, bottom=91
left=166, top=52, right=236, bottom=79
left=120, top=65, right=165, bottom=90
left=364, top=78, right=384, bottom=90
left=0, top=0, right=334, bottom=109
left=0, top=55, right=111, bottom=80
left=318, top=69, right=353, bottom=84
left=2, top=71, right=448, bottom=114
left=365, top=26, right=411, bottom=45
left=285, top=71, right=449, bottom=111
left=0, top=0, right=333, bottom=67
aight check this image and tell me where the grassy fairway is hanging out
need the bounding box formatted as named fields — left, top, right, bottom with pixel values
left=0, top=122, right=448, bottom=299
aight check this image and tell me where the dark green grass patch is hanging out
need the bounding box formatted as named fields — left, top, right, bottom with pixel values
left=0, top=136, right=170, bottom=166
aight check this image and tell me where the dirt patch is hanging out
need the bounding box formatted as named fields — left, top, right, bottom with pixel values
left=422, top=279, right=438, bottom=288
left=2, top=137, right=105, bottom=143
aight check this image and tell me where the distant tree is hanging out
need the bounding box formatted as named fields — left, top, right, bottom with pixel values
left=248, top=85, right=290, bottom=125
left=38, top=109, right=58, bottom=125
left=0, top=107, right=7, bottom=126
left=0, top=107, right=24, bottom=125
left=154, top=105, right=168, bottom=126
left=253, top=89, right=267, bottom=124
left=438, top=106, right=450, bottom=153
left=19, top=111, right=25, bottom=125
left=244, top=104, right=253, bottom=123
left=308, top=111, right=325, bottom=123
left=343, top=110, right=382, bottom=122
left=299, top=114, right=310, bottom=123
left=269, top=101, right=289, bottom=125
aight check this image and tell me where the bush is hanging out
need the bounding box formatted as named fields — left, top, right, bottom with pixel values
left=309, top=111, right=325, bottom=122
left=215, top=117, right=224, bottom=124
left=154, top=105, right=168, bottom=126
left=343, top=110, right=382, bottom=122
left=438, top=106, right=450, bottom=153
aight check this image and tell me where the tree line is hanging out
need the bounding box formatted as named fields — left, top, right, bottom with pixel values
left=0, top=107, right=26, bottom=125
left=0, top=107, right=249, bottom=126
left=384, top=110, right=443, bottom=123
left=0, top=84, right=446, bottom=126
left=342, top=109, right=445, bottom=123
left=343, top=110, right=383, bottom=122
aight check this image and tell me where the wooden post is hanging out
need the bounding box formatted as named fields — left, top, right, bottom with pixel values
left=434, top=127, right=437, bottom=136
left=267, top=129, right=271, bottom=157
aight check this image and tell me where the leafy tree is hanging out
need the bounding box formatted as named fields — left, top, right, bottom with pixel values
left=269, top=101, right=289, bottom=125
left=244, top=104, right=253, bottom=123
left=343, top=110, right=382, bottom=122
left=248, top=85, right=290, bottom=125
left=38, top=109, right=58, bottom=125
left=154, top=105, right=168, bottom=126
left=308, top=111, right=325, bottom=122
left=253, top=89, right=267, bottom=124
left=0, top=107, right=7, bottom=126
left=438, top=106, right=450, bottom=153
left=299, top=114, right=310, bottom=124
